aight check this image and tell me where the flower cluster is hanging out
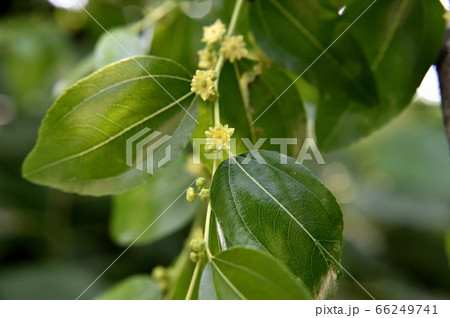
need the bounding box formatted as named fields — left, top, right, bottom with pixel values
left=193, top=19, right=248, bottom=78
left=191, top=20, right=249, bottom=101
left=186, top=177, right=210, bottom=203
left=189, top=237, right=206, bottom=262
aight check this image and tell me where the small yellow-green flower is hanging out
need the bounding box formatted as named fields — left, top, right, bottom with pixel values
left=191, top=70, right=216, bottom=101
left=205, top=122, right=235, bottom=152
left=197, top=48, right=217, bottom=69
left=220, top=35, right=248, bottom=63
left=202, top=19, right=226, bottom=44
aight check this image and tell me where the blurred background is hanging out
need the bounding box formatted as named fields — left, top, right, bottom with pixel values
left=0, top=0, right=449, bottom=299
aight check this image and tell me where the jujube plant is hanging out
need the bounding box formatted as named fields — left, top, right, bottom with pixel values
left=22, top=0, right=447, bottom=300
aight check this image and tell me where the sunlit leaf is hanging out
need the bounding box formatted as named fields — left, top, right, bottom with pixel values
left=22, top=56, right=197, bottom=195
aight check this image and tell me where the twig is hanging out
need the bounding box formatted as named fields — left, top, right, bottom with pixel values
left=437, top=19, right=450, bottom=150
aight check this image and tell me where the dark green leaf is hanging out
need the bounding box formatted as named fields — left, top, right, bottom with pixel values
left=22, top=56, right=197, bottom=195
left=211, top=150, right=343, bottom=298
left=250, top=0, right=445, bottom=151
left=151, top=8, right=203, bottom=72
left=96, top=275, right=162, bottom=300
left=316, top=0, right=446, bottom=150
left=111, top=154, right=200, bottom=246
left=199, top=247, right=312, bottom=300
left=219, top=61, right=307, bottom=156
left=249, top=0, right=377, bottom=105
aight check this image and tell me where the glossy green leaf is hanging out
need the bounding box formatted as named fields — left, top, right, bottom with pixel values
left=22, top=56, right=197, bottom=195
left=250, top=0, right=445, bottom=151
left=94, top=27, right=151, bottom=69
left=249, top=0, right=377, bottom=106
left=316, top=0, right=446, bottom=150
left=211, top=150, right=343, bottom=298
left=111, top=154, right=200, bottom=246
left=199, top=247, right=312, bottom=300
left=219, top=61, right=307, bottom=156
left=96, top=275, right=162, bottom=300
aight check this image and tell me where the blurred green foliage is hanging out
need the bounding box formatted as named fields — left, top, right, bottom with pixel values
left=0, top=0, right=449, bottom=299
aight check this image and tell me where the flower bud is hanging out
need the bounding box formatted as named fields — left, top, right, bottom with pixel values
left=198, top=188, right=210, bottom=202
left=196, top=177, right=206, bottom=190
left=186, top=187, right=197, bottom=203
left=189, top=238, right=206, bottom=253
left=189, top=251, right=200, bottom=263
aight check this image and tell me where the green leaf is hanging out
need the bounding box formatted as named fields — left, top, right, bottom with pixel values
left=317, top=0, right=445, bottom=149
left=249, top=0, right=377, bottom=106
left=250, top=0, right=445, bottom=151
left=22, top=56, right=198, bottom=196
left=151, top=8, right=203, bottom=72
left=219, top=61, right=307, bottom=156
left=111, top=154, right=200, bottom=246
left=199, top=247, right=312, bottom=300
left=96, top=275, right=162, bottom=300
left=211, top=150, right=343, bottom=298
left=316, top=0, right=446, bottom=150
left=94, top=27, right=151, bottom=69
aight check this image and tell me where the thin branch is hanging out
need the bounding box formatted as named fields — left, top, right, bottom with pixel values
left=437, top=19, right=450, bottom=150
